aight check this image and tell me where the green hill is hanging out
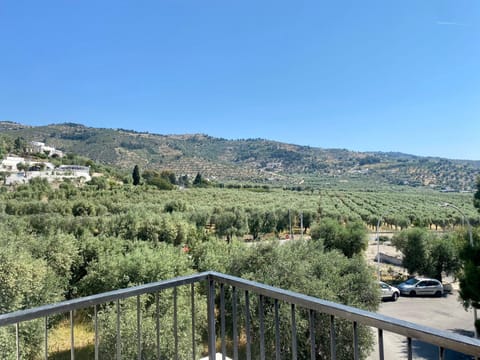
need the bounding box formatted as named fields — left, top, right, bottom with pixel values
left=1, top=121, right=478, bottom=190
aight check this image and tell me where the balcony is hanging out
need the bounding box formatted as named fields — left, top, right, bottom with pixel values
left=0, top=271, right=479, bottom=359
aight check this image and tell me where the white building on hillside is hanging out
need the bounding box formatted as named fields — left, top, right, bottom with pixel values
left=27, top=141, right=64, bottom=158
left=0, top=156, right=25, bottom=171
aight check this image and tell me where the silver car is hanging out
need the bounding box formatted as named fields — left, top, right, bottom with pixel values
left=397, top=277, right=443, bottom=297
left=379, top=281, right=400, bottom=301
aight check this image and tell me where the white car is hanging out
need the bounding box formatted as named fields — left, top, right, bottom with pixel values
left=379, top=281, right=400, bottom=301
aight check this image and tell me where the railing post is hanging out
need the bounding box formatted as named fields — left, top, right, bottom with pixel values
left=137, top=295, right=142, bottom=360
left=291, top=303, right=297, bottom=360
left=116, top=299, right=121, bottom=360
left=378, top=328, right=384, bottom=360
left=155, top=292, right=160, bottom=359
left=94, top=305, right=99, bottom=360
left=330, top=315, right=336, bottom=360
left=309, top=309, right=316, bottom=360
left=207, top=277, right=216, bottom=360
left=245, top=290, right=251, bottom=360
left=70, top=310, right=75, bottom=360
left=45, top=316, right=48, bottom=360
left=15, top=323, right=19, bottom=360
left=353, top=321, right=359, bottom=360
left=407, top=337, right=412, bottom=360
left=259, top=294, right=265, bottom=360
left=232, top=286, right=239, bottom=360
left=275, top=299, right=280, bottom=360
left=174, top=287, right=178, bottom=360
left=191, top=283, right=196, bottom=360
left=220, top=284, right=226, bottom=359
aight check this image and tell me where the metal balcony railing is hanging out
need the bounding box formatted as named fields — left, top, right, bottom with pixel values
left=0, top=271, right=479, bottom=359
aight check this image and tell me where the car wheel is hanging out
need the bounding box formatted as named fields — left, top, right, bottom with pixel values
left=410, top=290, right=416, bottom=297
left=392, top=292, right=399, bottom=301
left=435, top=290, right=442, bottom=297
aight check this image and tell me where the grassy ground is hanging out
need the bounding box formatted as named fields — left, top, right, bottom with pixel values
left=48, top=319, right=94, bottom=360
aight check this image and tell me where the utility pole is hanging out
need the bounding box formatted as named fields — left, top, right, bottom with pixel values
left=288, top=209, right=293, bottom=240
left=300, top=212, right=303, bottom=240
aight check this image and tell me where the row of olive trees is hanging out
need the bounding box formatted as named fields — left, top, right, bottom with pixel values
left=0, top=177, right=380, bottom=359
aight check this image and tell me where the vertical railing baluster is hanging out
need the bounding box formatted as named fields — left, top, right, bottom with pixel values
left=207, top=278, right=216, bottom=360
left=309, top=309, right=315, bottom=360
left=291, top=304, right=297, bottom=360
left=220, top=283, right=226, bottom=359
left=245, top=290, right=251, bottom=360
left=70, top=310, right=75, bottom=360
left=330, top=315, right=336, bottom=360
left=439, top=346, right=445, bottom=360
left=259, top=295, right=265, bottom=360
left=232, top=286, right=238, bottom=360
left=137, top=295, right=142, bottom=360
left=378, top=328, right=384, bottom=360
left=156, top=292, right=160, bottom=360
left=15, top=323, right=19, bottom=360
left=353, top=321, right=359, bottom=360
left=94, top=305, right=99, bottom=360
left=116, top=299, right=121, bottom=360
left=275, top=299, right=280, bottom=360
left=407, top=337, right=412, bottom=360
left=45, top=316, right=48, bottom=360
left=191, top=283, right=196, bottom=360
left=174, top=287, right=178, bottom=360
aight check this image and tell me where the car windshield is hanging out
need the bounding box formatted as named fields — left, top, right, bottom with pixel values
left=404, top=278, right=418, bottom=285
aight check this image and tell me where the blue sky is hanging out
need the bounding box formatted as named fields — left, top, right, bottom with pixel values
left=1, top=1, right=479, bottom=160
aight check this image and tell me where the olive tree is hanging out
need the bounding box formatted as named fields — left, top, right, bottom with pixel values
left=458, top=177, right=480, bottom=333
left=310, top=218, right=368, bottom=258
left=392, top=228, right=461, bottom=282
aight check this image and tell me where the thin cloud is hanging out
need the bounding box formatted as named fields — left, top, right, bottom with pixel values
left=436, top=21, right=470, bottom=27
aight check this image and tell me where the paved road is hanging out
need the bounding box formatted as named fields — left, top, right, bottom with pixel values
left=367, top=291, right=477, bottom=359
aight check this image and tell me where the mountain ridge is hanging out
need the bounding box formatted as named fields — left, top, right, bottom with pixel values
left=1, top=121, right=478, bottom=190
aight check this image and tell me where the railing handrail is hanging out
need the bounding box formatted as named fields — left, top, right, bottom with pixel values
left=0, top=271, right=210, bottom=326
left=1, top=271, right=479, bottom=357
left=208, top=271, right=480, bottom=357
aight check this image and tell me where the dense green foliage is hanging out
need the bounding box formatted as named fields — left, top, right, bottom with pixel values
left=310, top=218, right=368, bottom=258
left=391, top=228, right=461, bottom=282
left=458, top=177, right=480, bottom=335
left=189, top=237, right=378, bottom=358
left=0, top=178, right=383, bottom=358
left=0, top=165, right=479, bottom=357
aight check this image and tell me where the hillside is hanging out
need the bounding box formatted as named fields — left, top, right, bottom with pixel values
left=1, top=121, right=478, bottom=190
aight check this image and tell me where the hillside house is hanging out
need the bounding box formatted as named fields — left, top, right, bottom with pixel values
left=56, top=165, right=90, bottom=175
left=27, top=141, right=64, bottom=158
left=0, top=156, right=25, bottom=171
left=3, top=161, right=91, bottom=185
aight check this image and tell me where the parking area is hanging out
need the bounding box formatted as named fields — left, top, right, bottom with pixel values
left=368, top=290, right=476, bottom=359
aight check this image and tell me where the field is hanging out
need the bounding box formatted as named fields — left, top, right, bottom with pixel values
left=1, top=179, right=479, bottom=359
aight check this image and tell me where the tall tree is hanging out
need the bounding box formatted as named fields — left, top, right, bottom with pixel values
left=13, top=137, right=27, bottom=154
left=193, top=172, right=203, bottom=186
left=132, top=165, right=141, bottom=186
left=458, top=177, right=480, bottom=334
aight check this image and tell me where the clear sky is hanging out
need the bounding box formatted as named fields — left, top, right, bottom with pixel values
left=1, top=1, right=479, bottom=160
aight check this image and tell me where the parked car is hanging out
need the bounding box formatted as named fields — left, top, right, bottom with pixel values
left=379, top=281, right=400, bottom=301
left=397, top=277, right=443, bottom=297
